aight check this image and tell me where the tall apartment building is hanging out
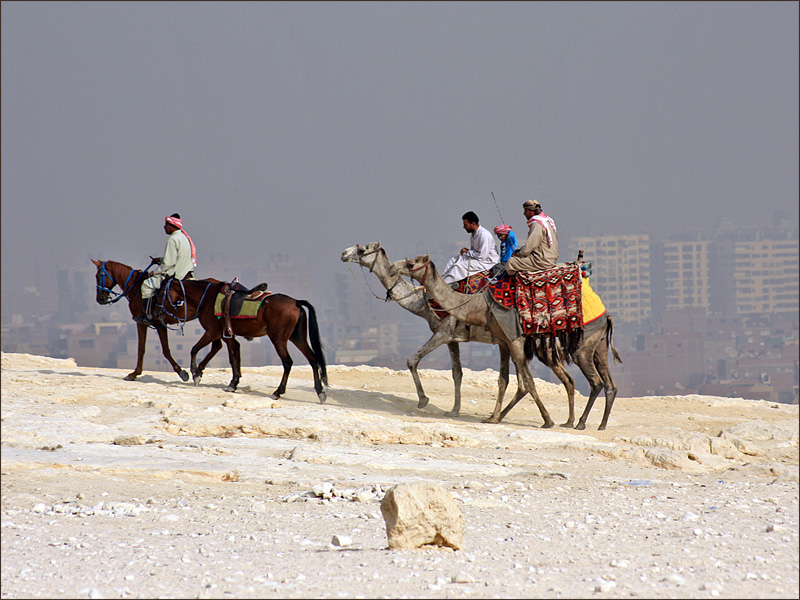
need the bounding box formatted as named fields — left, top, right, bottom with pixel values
left=662, top=238, right=713, bottom=312
left=731, top=236, right=798, bottom=315
left=570, top=234, right=652, bottom=324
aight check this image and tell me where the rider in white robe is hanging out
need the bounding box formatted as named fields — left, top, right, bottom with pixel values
left=442, top=212, right=499, bottom=284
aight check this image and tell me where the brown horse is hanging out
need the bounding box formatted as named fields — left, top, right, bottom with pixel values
left=166, top=279, right=328, bottom=402
left=92, top=259, right=200, bottom=381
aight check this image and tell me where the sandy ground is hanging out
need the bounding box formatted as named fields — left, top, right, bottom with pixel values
left=1, top=351, right=798, bottom=599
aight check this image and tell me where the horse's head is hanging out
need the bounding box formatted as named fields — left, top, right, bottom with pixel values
left=340, top=241, right=382, bottom=268
left=92, top=259, right=117, bottom=305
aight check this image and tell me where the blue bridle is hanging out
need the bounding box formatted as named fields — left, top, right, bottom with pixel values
left=96, top=260, right=154, bottom=304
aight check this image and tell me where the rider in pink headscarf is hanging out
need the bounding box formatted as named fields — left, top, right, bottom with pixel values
left=494, top=224, right=517, bottom=264
left=134, top=213, right=198, bottom=324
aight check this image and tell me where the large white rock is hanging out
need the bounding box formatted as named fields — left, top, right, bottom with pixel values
left=380, top=482, right=464, bottom=550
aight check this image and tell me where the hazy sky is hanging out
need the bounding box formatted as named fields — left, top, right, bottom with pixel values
left=2, top=2, right=798, bottom=317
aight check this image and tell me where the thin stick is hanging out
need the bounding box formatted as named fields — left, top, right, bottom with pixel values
left=491, top=191, right=505, bottom=224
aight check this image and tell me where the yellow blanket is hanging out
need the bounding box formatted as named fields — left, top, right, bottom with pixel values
left=581, top=277, right=606, bottom=324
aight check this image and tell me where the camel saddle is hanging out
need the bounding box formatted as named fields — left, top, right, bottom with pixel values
left=214, top=277, right=271, bottom=338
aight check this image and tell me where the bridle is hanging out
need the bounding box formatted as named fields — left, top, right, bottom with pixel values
left=404, top=258, right=431, bottom=286
left=95, top=260, right=153, bottom=304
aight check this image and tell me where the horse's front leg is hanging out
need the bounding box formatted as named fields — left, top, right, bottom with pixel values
left=155, top=324, right=189, bottom=382
left=125, top=323, right=148, bottom=381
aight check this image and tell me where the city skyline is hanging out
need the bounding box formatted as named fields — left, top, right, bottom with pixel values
left=3, top=2, right=798, bottom=322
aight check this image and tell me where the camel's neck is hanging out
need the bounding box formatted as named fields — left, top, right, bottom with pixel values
left=363, top=253, right=431, bottom=318
left=415, top=262, right=490, bottom=327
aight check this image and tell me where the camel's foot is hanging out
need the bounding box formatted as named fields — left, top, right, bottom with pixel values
left=444, top=410, right=460, bottom=417
left=318, top=392, right=327, bottom=404
left=123, top=373, right=138, bottom=381
left=417, top=396, right=430, bottom=409
left=597, top=424, right=607, bottom=431
left=482, top=415, right=501, bottom=424
left=178, top=370, right=189, bottom=382
left=560, top=420, right=574, bottom=428
left=541, top=419, right=555, bottom=429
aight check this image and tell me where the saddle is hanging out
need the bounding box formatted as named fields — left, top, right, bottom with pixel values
left=214, top=277, right=271, bottom=338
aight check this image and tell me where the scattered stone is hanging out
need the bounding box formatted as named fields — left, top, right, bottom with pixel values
left=331, top=534, right=352, bottom=547
left=595, top=579, right=616, bottom=592
left=380, top=482, right=464, bottom=550
left=113, top=435, right=147, bottom=446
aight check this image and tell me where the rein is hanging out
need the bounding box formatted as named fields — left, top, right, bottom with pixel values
left=405, top=258, right=489, bottom=312
left=96, top=260, right=154, bottom=304
left=351, top=245, right=422, bottom=303
left=158, top=279, right=215, bottom=334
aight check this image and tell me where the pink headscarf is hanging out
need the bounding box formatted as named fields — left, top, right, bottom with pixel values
left=494, top=224, right=512, bottom=235
left=165, top=216, right=197, bottom=267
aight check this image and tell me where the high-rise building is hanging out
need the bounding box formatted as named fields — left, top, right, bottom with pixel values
left=731, top=236, right=798, bottom=315
left=662, top=239, right=713, bottom=312
left=570, top=234, right=652, bottom=324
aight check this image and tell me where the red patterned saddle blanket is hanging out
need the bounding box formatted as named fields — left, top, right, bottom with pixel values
left=427, top=265, right=583, bottom=337
left=513, top=265, right=583, bottom=335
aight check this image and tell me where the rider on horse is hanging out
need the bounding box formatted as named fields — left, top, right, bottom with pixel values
left=134, top=213, right=197, bottom=324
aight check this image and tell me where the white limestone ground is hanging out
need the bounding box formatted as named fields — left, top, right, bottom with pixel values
left=1, top=352, right=798, bottom=599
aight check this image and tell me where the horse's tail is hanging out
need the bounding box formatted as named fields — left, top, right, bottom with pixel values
left=605, top=314, right=622, bottom=364
left=297, top=300, right=328, bottom=386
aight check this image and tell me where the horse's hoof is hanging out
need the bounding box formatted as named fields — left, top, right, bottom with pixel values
left=224, top=386, right=236, bottom=393
left=192, top=377, right=202, bottom=387
left=123, top=374, right=137, bottom=381
left=417, top=397, right=430, bottom=409
left=271, top=392, right=281, bottom=400
left=318, top=392, right=326, bottom=404
left=179, top=370, right=189, bottom=382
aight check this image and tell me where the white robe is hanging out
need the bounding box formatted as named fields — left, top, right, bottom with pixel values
left=442, top=225, right=499, bottom=283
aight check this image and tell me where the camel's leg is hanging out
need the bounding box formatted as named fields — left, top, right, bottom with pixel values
left=125, top=323, right=148, bottom=380
left=445, top=342, right=462, bottom=416
left=573, top=343, right=605, bottom=431
left=548, top=361, right=576, bottom=428
left=483, top=343, right=512, bottom=423
left=404, top=330, right=450, bottom=410
left=154, top=324, right=190, bottom=382
left=223, top=337, right=241, bottom=392
left=190, top=330, right=218, bottom=386
left=590, top=339, right=618, bottom=430
left=507, top=339, right=554, bottom=428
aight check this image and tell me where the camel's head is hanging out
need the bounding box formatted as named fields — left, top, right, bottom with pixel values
left=390, top=254, right=431, bottom=282
left=340, top=241, right=382, bottom=267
